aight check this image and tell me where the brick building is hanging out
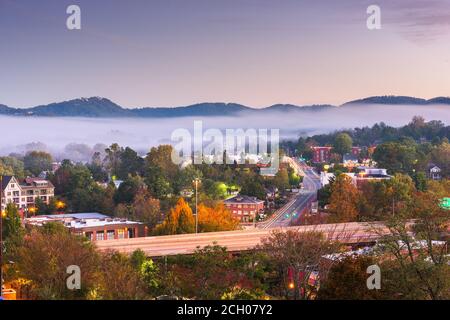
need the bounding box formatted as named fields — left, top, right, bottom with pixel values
left=312, top=147, right=333, bottom=163
left=223, top=195, right=265, bottom=223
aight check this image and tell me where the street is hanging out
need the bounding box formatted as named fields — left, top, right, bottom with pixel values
left=260, top=158, right=322, bottom=229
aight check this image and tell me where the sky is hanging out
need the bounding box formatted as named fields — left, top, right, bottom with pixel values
left=1, top=0, right=450, bottom=108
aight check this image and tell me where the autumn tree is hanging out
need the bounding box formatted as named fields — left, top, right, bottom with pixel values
left=95, top=252, right=147, bottom=300
left=318, top=256, right=384, bottom=300
left=258, top=230, right=338, bottom=300
left=161, top=245, right=245, bottom=299
left=154, top=198, right=195, bottom=235
left=115, top=188, right=162, bottom=230
left=14, top=223, right=99, bottom=299
left=376, top=190, right=450, bottom=300
left=327, top=174, right=360, bottom=223
left=198, top=203, right=240, bottom=232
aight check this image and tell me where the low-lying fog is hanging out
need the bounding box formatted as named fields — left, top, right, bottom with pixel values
left=1, top=103, right=449, bottom=161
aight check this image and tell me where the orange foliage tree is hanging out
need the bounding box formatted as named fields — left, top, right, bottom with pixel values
left=198, top=203, right=240, bottom=232
left=154, top=198, right=195, bottom=235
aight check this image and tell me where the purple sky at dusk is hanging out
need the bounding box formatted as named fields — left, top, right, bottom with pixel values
left=1, top=0, right=450, bottom=108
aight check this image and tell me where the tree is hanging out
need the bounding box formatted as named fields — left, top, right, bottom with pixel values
left=373, top=141, right=417, bottom=174
left=96, top=252, right=147, bottom=300
left=117, top=147, right=144, bottom=180
left=114, top=175, right=146, bottom=204
left=0, top=156, right=25, bottom=179
left=2, top=203, right=25, bottom=268
left=163, top=245, right=244, bottom=299
left=240, top=176, right=266, bottom=200
left=273, top=168, right=290, bottom=191
left=23, top=151, right=53, bottom=176
left=50, top=160, right=93, bottom=196
left=198, top=203, right=240, bottom=232
left=115, top=189, right=162, bottom=230
left=257, top=230, right=338, bottom=300
left=375, top=190, right=450, bottom=300
left=318, top=256, right=383, bottom=300
left=288, top=168, right=301, bottom=187
left=146, top=145, right=179, bottom=180
left=333, top=133, right=353, bottom=158
left=154, top=198, right=195, bottom=235
left=104, top=143, right=123, bottom=177
left=327, top=174, right=360, bottom=223
left=14, top=223, right=99, bottom=299
left=431, top=141, right=450, bottom=178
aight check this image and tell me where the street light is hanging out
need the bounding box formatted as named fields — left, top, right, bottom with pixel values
left=192, top=178, right=201, bottom=234
left=56, top=200, right=66, bottom=212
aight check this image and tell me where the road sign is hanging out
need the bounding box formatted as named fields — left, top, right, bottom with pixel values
left=441, top=198, right=450, bottom=210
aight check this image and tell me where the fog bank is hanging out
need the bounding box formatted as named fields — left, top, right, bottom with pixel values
left=0, top=103, right=449, bottom=160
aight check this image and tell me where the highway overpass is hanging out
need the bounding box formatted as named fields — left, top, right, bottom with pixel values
left=96, top=221, right=392, bottom=257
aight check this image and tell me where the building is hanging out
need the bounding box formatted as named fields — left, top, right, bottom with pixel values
left=428, top=164, right=442, bottom=180
left=312, top=147, right=333, bottom=163
left=223, top=195, right=265, bottom=223
left=25, top=213, right=144, bottom=241
left=320, top=168, right=391, bottom=188
left=1, top=176, right=55, bottom=211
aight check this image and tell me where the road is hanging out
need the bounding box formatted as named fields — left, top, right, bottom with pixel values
left=96, top=221, right=390, bottom=257
left=260, top=158, right=321, bottom=229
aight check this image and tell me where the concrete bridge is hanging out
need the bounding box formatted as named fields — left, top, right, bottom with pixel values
left=95, top=221, right=392, bottom=257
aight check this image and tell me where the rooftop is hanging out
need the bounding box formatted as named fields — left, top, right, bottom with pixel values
left=25, top=212, right=142, bottom=229
left=223, top=195, right=264, bottom=204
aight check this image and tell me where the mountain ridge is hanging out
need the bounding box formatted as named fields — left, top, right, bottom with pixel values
left=1, top=95, right=448, bottom=118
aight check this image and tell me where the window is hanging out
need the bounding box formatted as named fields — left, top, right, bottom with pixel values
left=118, top=229, right=125, bottom=239
left=107, top=230, right=115, bottom=240
left=96, top=231, right=104, bottom=241
left=85, top=232, right=93, bottom=241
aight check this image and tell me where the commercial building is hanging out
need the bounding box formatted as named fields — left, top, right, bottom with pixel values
left=25, top=213, right=144, bottom=241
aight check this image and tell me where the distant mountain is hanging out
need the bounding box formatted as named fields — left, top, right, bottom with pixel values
left=132, top=103, right=252, bottom=117
left=27, top=97, right=132, bottom=117
left=0, top=104, right=17, bottom=115
left=259, top=104, right=335, bottom=113
left=0, top=95, right=448, bottom=118
left=342, top=95, right=450, bottom=106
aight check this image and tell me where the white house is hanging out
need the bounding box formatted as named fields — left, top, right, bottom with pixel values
left=1, top=175, right=55, bottom=211
left=428, top=165, right=442, bottom=180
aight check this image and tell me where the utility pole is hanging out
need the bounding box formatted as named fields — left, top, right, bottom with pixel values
left=193, top=178, right=200, bottom=234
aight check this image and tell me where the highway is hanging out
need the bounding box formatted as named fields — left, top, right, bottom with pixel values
left=96, top=221, right=391, bottom=257
left=260, top=158, right=321, bottom=229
